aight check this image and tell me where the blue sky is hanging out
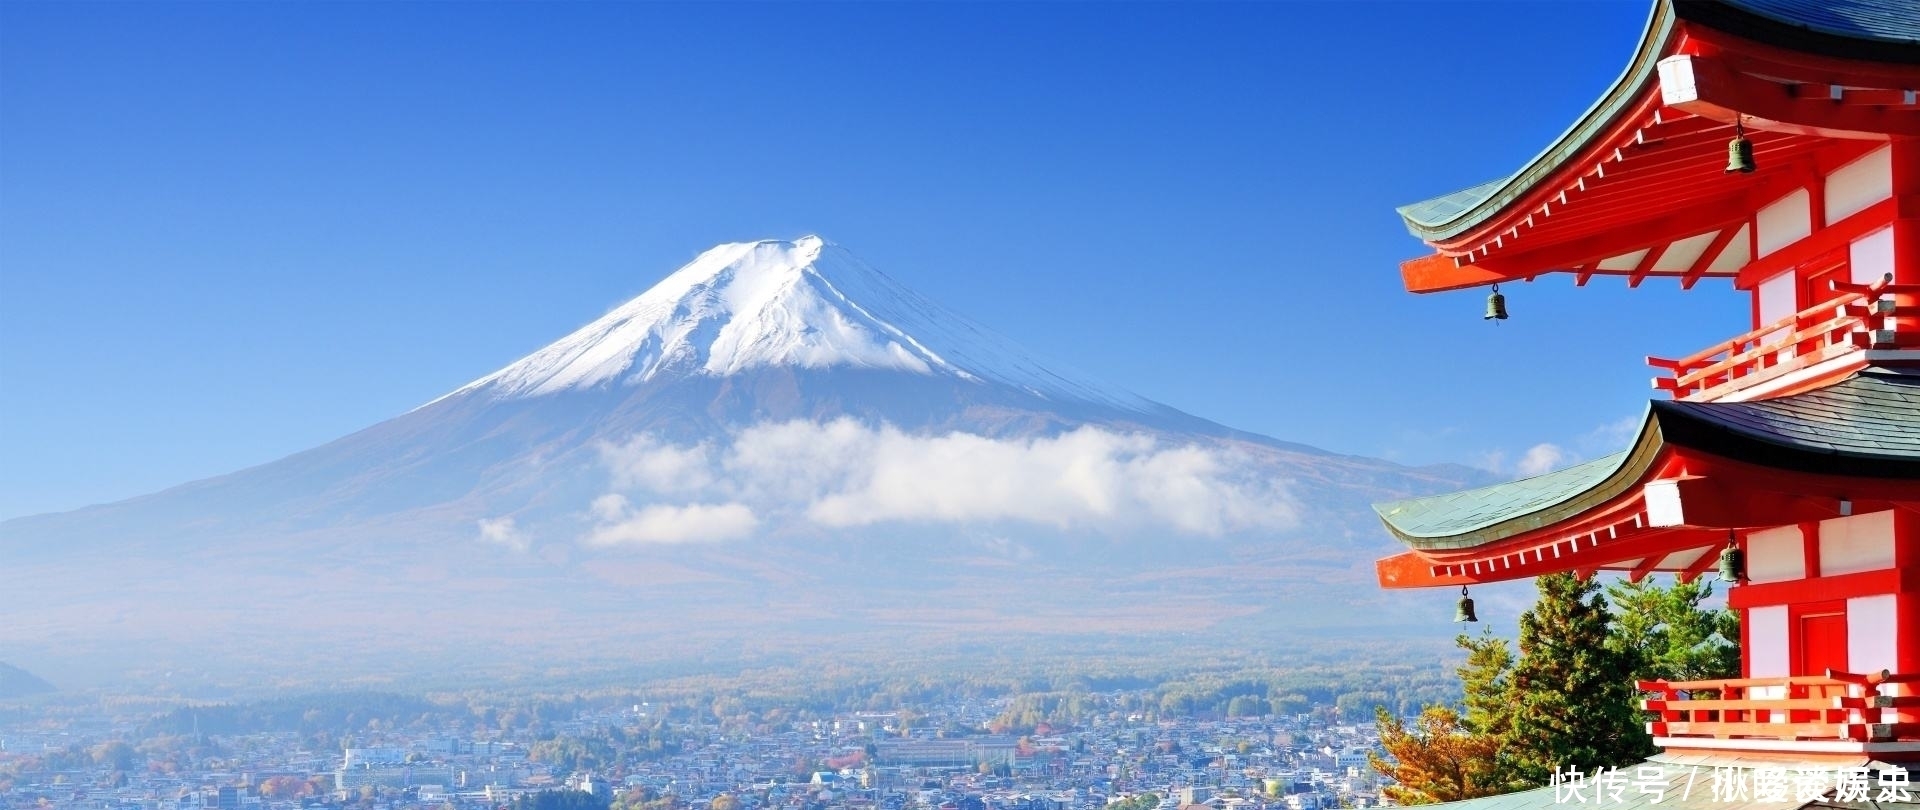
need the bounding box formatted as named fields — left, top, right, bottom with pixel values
left=0, top=1, right=1746, bottom=521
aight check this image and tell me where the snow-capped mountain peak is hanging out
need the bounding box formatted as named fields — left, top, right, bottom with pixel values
left=447, top=236, right=1151, bottom=411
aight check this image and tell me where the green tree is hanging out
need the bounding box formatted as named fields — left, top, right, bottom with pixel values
left=1455, top=631, right=1513, bottom=738
left=1507, top=573, right=1651, bottom=784
left=1605, top=577, right=1740, bottom=683
left=89, top=741, right=136, bottom=771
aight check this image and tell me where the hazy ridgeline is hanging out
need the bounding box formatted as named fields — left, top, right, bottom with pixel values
left=0, top=636, right=1460, bottom=732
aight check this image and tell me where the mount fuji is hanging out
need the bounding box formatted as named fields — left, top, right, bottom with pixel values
left=1, top=236, right=1486, bottom=685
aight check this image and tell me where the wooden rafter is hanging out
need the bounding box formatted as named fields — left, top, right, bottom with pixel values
left=1677, top=546, right=1723, bottom=584
left=1628, top=241, right=1672, bottom=288
left=1681, top=224, right=1742, bottom=290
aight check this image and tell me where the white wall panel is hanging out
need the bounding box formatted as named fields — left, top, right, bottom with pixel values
left=1758, top=272, right=1796, bottom=327
left=1749, top=605, right=1790, bottom=677
left=1848, top=595, right=1899, bottom=674
left=1826, top=145, right=1893, bottom=224
left=1852, top=227, right=1893, bottom=284
left=1709, top=224, right=1751, bottom=274
left=1746, top=524, right=1805, bottom=583
left=1757, top=188, right=1812, bottom=256
left=1820, top=510, right=1896, bottom=577
left=1656, top=231, right=1718, bottom=272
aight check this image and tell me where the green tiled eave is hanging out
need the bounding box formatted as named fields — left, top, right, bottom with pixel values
left=1395, top=2, right=1676, bottom=242
left=1372, top=418, right=1665, bottom=552
left=1374, top=453, right=1628, bottom=540
left=1373, top=370, right=1920, bottom=553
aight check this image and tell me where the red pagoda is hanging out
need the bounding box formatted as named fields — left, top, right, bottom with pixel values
left=1375, top=0, right=1920, bottom=782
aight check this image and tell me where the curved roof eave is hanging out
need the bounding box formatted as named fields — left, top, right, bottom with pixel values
left=1397, top=0, right=1920, bottom=245
left=1371, top=414, right=1664, bottom=551
left=1397, top=2, right=1679, bottom=243
left=1373, top=370, right=1920, bottom=553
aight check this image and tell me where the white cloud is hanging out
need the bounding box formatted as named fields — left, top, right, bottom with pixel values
left=1477, top=412, right=1642, bottom=478
left=598, top=435, right=716, bottom=494
left=583, top=419, right=1298, bottom=544
left=477, top=516, right=530, bottom=552
left=585, top=497, right=759, bottom=546
left=1515, top=443, right=1569, bottom=477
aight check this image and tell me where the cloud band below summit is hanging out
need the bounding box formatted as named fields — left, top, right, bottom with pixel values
left=585, top=419, right=1300, bottom=545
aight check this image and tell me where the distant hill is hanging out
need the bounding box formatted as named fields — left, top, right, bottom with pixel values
left=0, top=662, right=55, bottom=697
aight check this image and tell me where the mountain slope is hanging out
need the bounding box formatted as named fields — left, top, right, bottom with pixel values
left=0, top=662, right=55, bottom=698
left=0, top=236, right=1488, bottom=686
left=445, top=236, right=1154, bottom=414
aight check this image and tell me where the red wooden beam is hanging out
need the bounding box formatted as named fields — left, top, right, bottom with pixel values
left=1674, top=448, right=1920, bottom=503
left=1677, top=545, right=1723, bottom=584
left=1634, top=114, right=1728, bottom=144
left=1682, top=223, right=1744, bottom=289
left=1548, top=141, right=1825, bottom=214
left=1472, top=206, right=1747, bottom=279
left=1629, top=554, right=1666, bottom=583
left=1658, top=53, right=1920, bottom=138
left=1646, top=476, right=1857, bottom=528
left=1377, top=525, right=1724, bottom=589
left=1523, top=169, right=1806, bottom=249
left=1424, top=94, right=1669, bottom=255
left=1399, top=252, right=1511, bottom=293
left=1728, top=567, right=1920, bottom=610
left=1561, top=139, right=1816, bottom=204
left=1628, top=242, right=1672, bottom=288
left=1734, top=198, right=1897, bottom=288
left=1684, top=24, right=1920, bottom=98
left=1837, top=88, right=1920, bottom=108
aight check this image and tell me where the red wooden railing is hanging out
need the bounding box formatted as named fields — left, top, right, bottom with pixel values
left=1638, top=669, right=1920, bottom=743
left=1648, top=273, right=1918, bottom=401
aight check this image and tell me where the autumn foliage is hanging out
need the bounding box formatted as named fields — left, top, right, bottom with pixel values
left=1368, top=706, right=1505, bottom=805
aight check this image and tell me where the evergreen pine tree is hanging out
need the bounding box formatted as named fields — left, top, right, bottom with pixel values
left=1455, top=630, right=1528, bottom=793
left=1507, top=572, right=1652, bottom=784
left=1456, top=630, right=1514, bottom=738
left=1605, top=577, right=1740, bottom=683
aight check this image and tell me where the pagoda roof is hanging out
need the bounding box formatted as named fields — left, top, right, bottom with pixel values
left=1656, top=365, right=1920, bottom=476
left=1373, top=452, right=1635, bottom=550
left=1393, top=0, right=1920, bottom=293
left=1690, top=0, right=1920, bottom=60
left=1377, top=368, right=1920, bottom=550
left=1400, top=0, right=1920, bottom=241
left=1372, top=369, right=1920, bottom=587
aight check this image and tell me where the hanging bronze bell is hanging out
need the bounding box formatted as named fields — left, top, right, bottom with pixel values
left=1725, top=135, right=1755, bottom=174
left=1454, top=586, right=1478, bottom=623
left=1484, top=285, right=1508, bottom=321
left=1718, top=541, right=1744, bottom=584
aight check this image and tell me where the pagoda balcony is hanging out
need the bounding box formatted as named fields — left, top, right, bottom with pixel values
left=1648, top=274, right=1919, bottom=402
left=1639, top=669, right=1920, bottom=755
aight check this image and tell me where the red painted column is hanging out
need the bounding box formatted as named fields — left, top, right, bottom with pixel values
left=1896, top=508, right=1919, bottom=726
left=1895, top=139, right=1920, bottom=277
